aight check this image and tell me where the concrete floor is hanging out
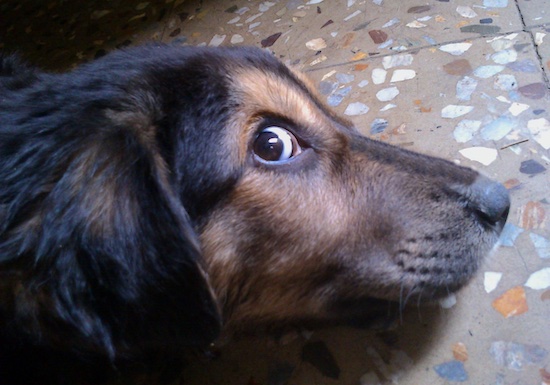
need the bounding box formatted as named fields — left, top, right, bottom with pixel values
left=1, top=1, right=549, bottom=384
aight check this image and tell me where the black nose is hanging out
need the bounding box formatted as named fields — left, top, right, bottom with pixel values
left=468, top=175, right=510, bottom=229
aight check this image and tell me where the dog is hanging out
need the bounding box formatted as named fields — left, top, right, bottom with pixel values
left=0, top=44, right=509, bottom=383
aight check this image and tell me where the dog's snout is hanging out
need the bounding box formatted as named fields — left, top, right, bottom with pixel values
left=467, top=175, right=510, bottom=228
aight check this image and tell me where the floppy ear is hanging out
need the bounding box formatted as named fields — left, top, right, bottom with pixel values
left=0, top=101, right=221, bottom=358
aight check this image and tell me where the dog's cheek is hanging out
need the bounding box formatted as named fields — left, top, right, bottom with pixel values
left=199, top=168, right=364, bottom=326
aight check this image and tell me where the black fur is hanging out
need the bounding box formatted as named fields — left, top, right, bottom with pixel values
left=0, top=45, right=263, bottom=383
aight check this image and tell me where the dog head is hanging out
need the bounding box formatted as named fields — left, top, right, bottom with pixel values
left=0, top=45, right=509, bottom=367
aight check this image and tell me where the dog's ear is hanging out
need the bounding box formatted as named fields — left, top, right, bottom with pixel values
left=0, top=97, right=221, bottom=356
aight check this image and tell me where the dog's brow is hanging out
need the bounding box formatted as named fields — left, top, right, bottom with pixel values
left=230, top=68, right=327, bottom=130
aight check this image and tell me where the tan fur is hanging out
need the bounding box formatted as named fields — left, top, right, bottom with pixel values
left=197, top=62, right=506, bottom=335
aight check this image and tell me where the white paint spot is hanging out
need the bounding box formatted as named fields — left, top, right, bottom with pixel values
left=372, top=68, right=387, bottom=84
left=305, top=38, right=327, bottom=50
left=439, top=294, right=457, bottom=309
left=453, top=120, right=482, bottom=143
left=208, top=34, right=226, bottom=47
left=382, top=17, right=399, bottom=28
left=527, top=118, right=550, bottom=150
left=230, top=34, right=244, bottom=44
left=441, top=105, right=474, bottom=119
left=484, top=272, right=503, bottom=293
left=390, top=69, right=416, bottom=82
left=380, top=103, right=397, bottom=111
left=344, top=10, right=362, bottom=21
left=530, top=233, right=550, bottom=259
left=474, top=65, right=505, bottom=78
left=456, top=76, right=478, bottom=100
left=456, top=5, right=477, bottom=18
left=382, top=54, right=414, bottom=69
left=525, top=268, right=550, bottom=290
left=535, top=32, right=546, bottom=46
left=406, top=20, right=427, bottom=28
left=439, top=42, right=473, bottom=56
left=491, top=49, right=518, bottom=64
left=344, top=102, right=370, bottom=116
left=459, top=147, right=498, bottom=165
left=508, top=102, right=529, bottom=116
left=376, top=86, right=400, bottom=101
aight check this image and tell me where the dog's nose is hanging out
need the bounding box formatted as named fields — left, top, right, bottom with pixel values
left=468, top=175, right=510, bottom=229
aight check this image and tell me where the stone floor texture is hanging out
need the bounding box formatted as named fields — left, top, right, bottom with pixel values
left=1, top=1, right=549, bottom=384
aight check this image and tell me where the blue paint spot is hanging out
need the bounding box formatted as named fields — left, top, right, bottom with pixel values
left=433, top=360, right=468, bottom=382
left=327, top=86, right=352, bottom=107
left=480, top=18, right=493, bottom=23
left=507, top=59, right=538, bottom=73
left=371, top=119, right=388, bottom=134
left=500, top=223, right=524, bottom=246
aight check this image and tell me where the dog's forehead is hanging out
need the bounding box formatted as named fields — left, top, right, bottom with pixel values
left=226, top=63, right=342, bottom=132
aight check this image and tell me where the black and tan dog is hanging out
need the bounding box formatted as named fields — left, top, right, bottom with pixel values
left=0, top=45, right=509, bottom=383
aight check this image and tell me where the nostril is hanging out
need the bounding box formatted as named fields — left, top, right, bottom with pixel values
left=468, top=175, right=510, bottom=227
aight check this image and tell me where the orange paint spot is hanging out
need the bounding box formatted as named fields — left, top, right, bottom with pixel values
left=340, top=32, right=356, bottom=49
left=353, top=63, right=369, bottom=71
left=492, top=286, right=528, bottom=318
left=503, top=178, right=520, bottom=189
left=452, top=342, right=468, bottom=362
left=350, top=52, right=368, bottom=61
left=420, top=107, right=432, bottom=113
left=456, top=20, right=470, bottom=28
left=519, top=201, right=546, bottom=230
left=413, top=99, right=422, bottom=105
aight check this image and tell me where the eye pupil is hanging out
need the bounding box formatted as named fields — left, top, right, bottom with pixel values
left=253, top=126, right=300, bottom=162
left=255, top=132, right=285, bottom=161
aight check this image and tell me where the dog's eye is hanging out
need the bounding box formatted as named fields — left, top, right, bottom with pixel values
left=253, top=126, right=302, bottom=162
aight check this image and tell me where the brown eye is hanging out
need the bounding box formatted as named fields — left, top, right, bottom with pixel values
left=253, top=126, right=302, bottom=162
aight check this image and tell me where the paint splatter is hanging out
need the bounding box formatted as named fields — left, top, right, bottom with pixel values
left=530, top=233, right=550, bottom=259
left=456, top=76, right=478, bottom=100
left=527, top=118, right=550, bottom=149
left=499, top=223, right=524, bottom=246
left=444, top=59, right=473, bottom=75
left=453, top=120, right=481, bottom=142
left=371, top=118, right=388, bottom=134
left=484, top=272, right=503, bottom=293
left=492, top=286, right=528, bottom=318
left=390, top=69, right=416, bottom=82
left=518, top=83, right=547, bottom=99
left=306, top=38, right=327, bottom=50
left=519, top=201, right=546, bottom=229
left=442, top=105, right=474, bottom=119
left=481, top=117, right=516, bottom=141
left=473, top=65, right=504, bottom=78
left=376, top=87, right=400, bottom=101
left=459, top=147, right=497, bottom=165
left=490, top=341, right=548, bottom=371
left=344, top=102, right=370, bottom=116
left=261, top=32, right=282, bottom=47
left=368, top=29, right=388, bottom=43
left=434, top=361, right=468, bottom=382
left=452, top=343, right=469, bottom=362
left=519, top=160, right=546, bottom=175
left=382, top=54, right=414, bottom=69
left=439, top=42, right=472, bottom=55
left=525, top=268, right=550, bottom=290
